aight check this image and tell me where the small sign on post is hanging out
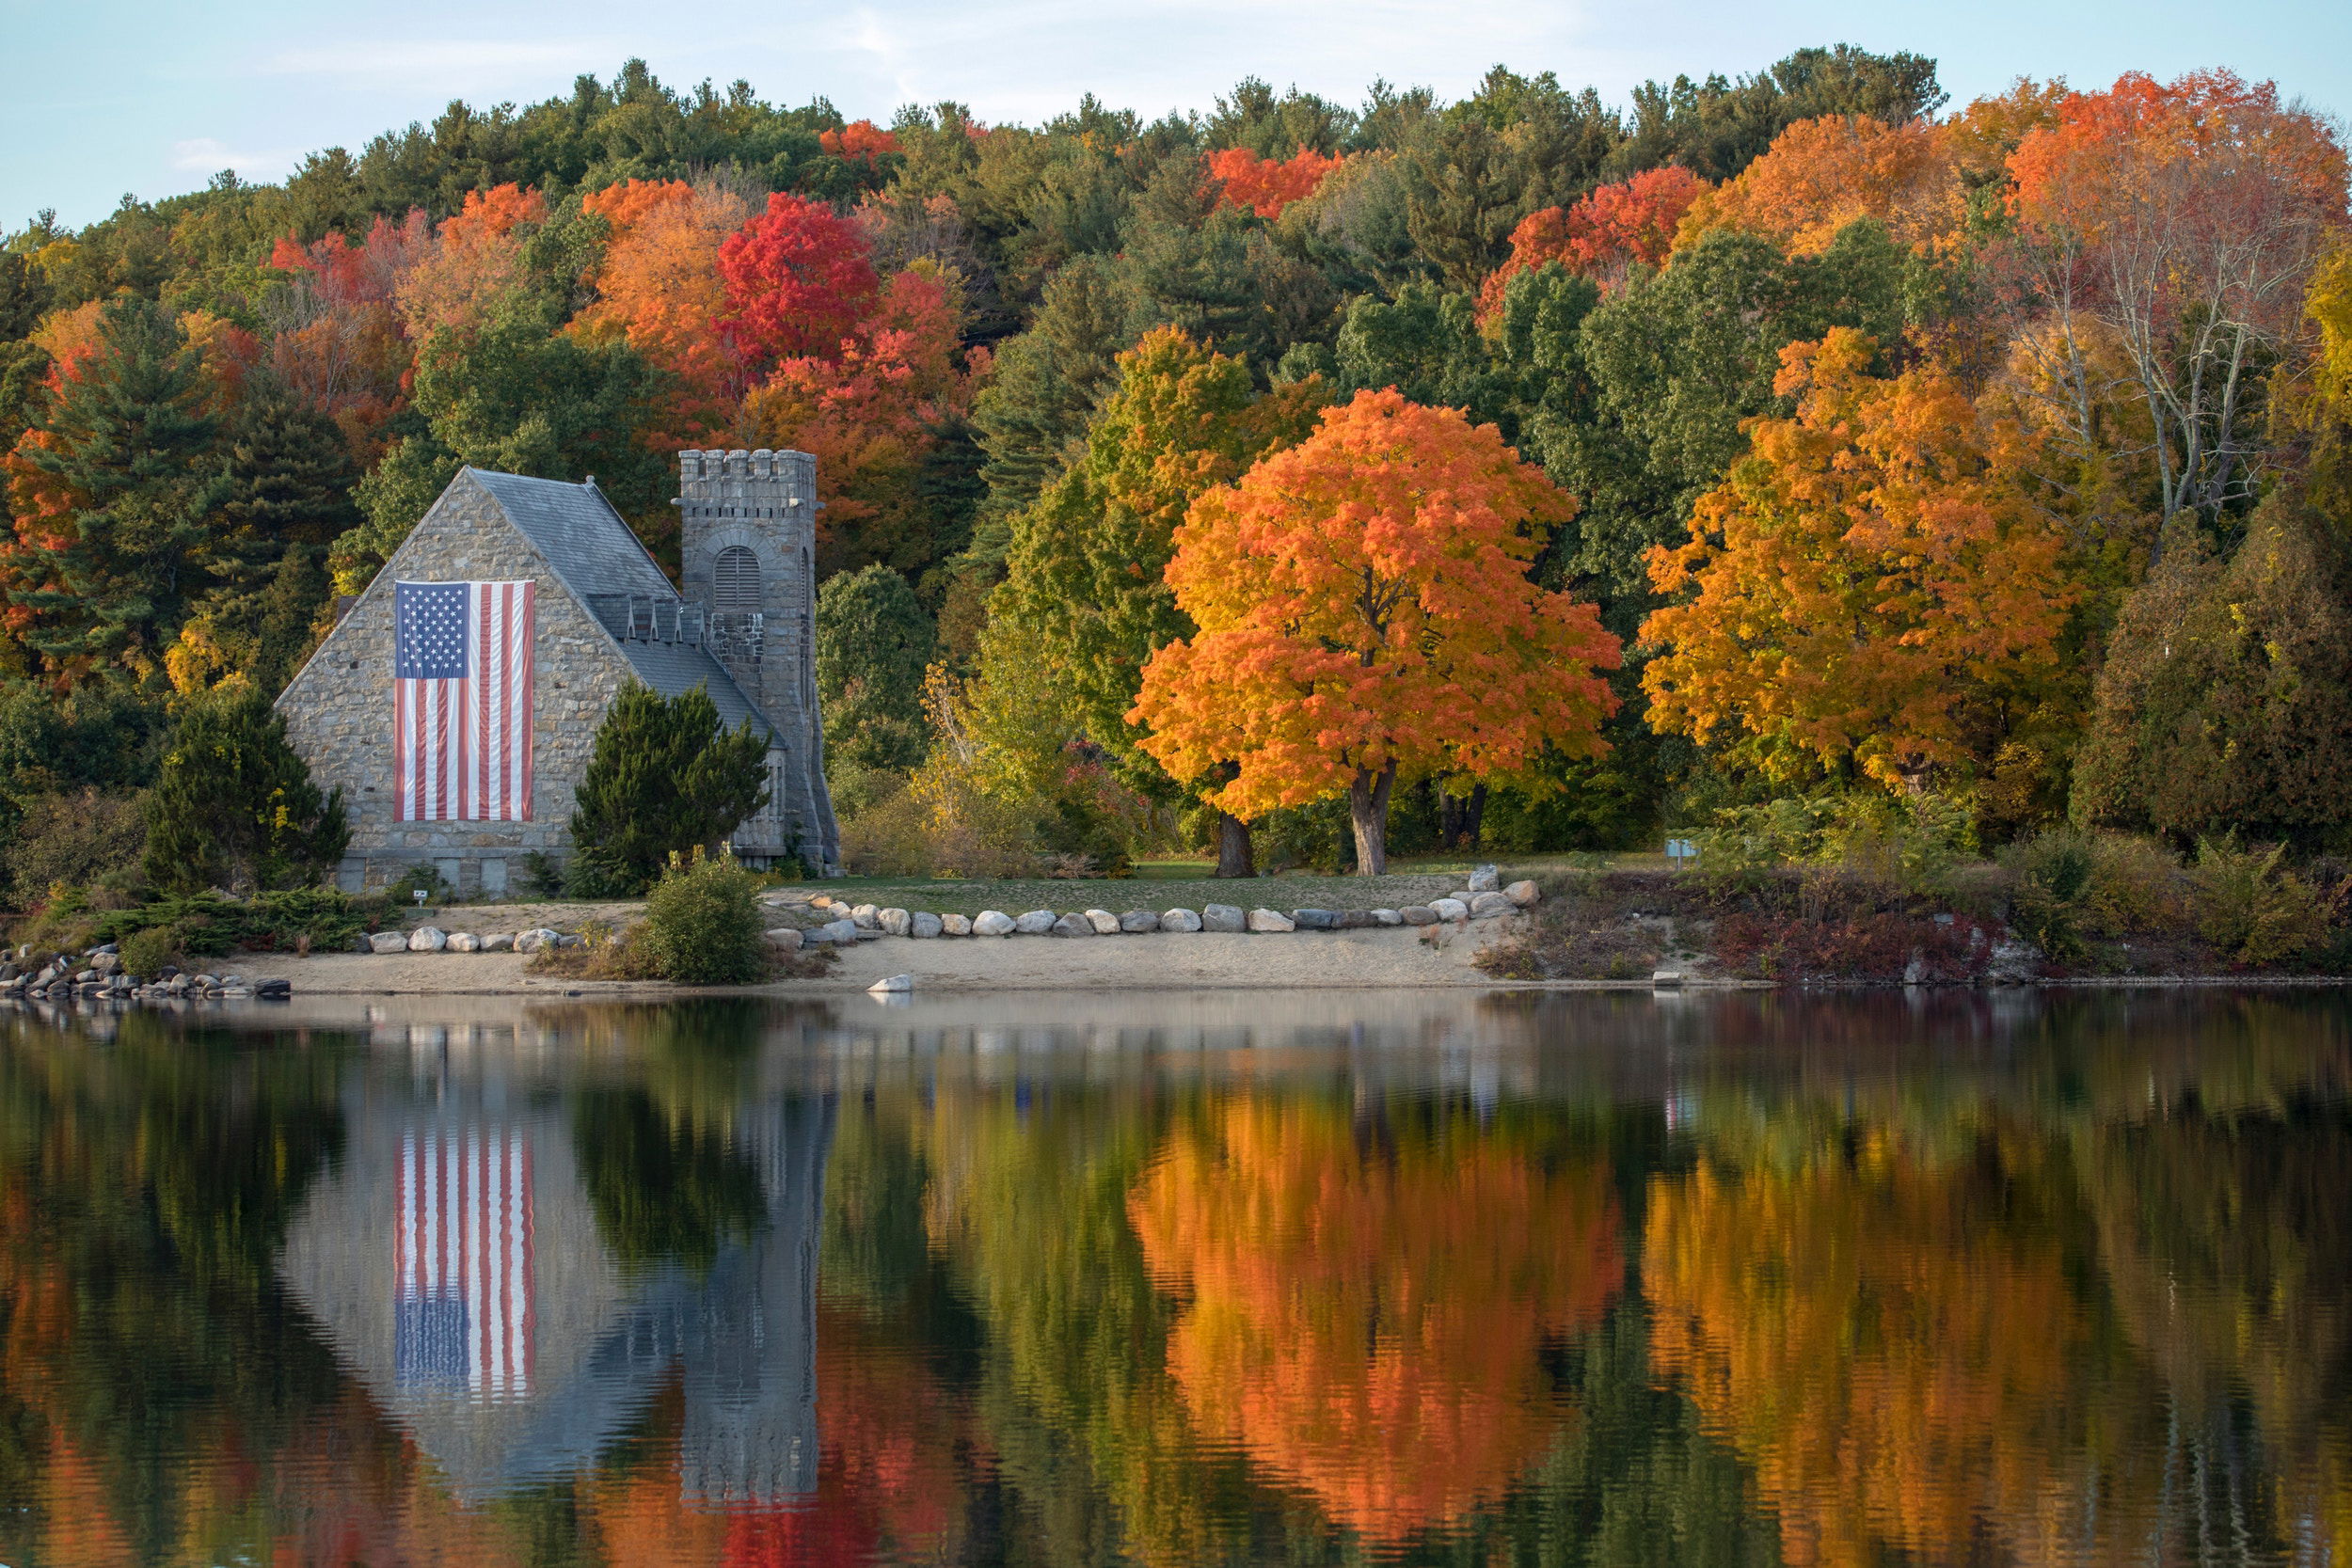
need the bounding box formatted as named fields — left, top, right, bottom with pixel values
left=1665, top=837, right=1698, bottom=871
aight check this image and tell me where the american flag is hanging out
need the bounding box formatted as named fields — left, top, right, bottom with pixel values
left=395, top=1127, right=536, bottom=1398
left=394, top=579, right=535, bottom=822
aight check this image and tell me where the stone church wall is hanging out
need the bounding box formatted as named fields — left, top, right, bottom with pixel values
left=276, top=473, right=636, bottom=895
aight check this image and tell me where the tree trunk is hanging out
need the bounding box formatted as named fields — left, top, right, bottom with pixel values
left=1348, top=762, right=1397, bottom=877
left=1215, top=811, right=1256, bottom=879
left=1463, top=782, right=1487, bottom=848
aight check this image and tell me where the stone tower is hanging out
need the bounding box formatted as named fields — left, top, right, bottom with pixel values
left=677, top=449, right=838, bottom=873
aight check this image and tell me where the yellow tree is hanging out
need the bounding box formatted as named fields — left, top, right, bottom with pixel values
left=1640, top=328, right=2076, bottom=789
left=1131, top=388, right=1620, bottom=873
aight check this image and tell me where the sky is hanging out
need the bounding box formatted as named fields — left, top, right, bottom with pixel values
left=5, top=0, right=2348, bottom=230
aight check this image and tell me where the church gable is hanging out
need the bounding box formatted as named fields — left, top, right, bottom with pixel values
left=276, top=470, right=654, bottom=886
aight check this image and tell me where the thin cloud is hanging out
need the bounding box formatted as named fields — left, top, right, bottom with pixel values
left=170, top=136, right=297, bottom=178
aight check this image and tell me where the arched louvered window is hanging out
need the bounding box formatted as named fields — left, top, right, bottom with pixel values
left=714, top=546, right=762, bottom=611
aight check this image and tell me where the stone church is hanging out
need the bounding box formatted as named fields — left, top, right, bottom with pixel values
left=277, top=449, right=841, bottom=894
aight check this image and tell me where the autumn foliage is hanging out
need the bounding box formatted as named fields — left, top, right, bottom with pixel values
left=1645, top=1135, right=2087, bottom=1568
left=1677, top=114, right=1963, bottom=256
left=718, top=192, right=882, bottom=370
left=1641, top=328, right=2074, bottom=787
left=1478, top=166, right=1709, bottom=316
left=576, top=180, right=752, bottom=424
left=1130, top=1100, right=1622, bottom=1544
left=1206, top=147, right=1347, bottom=218
left=1131, top=389, right=1620, bottom=871
left=819, top=119, right=900, bottom=163
left=392, top=182, right=545, bottom=338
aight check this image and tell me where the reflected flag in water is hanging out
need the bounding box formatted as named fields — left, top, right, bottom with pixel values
left=395, top=1127, right=535, bottom=1399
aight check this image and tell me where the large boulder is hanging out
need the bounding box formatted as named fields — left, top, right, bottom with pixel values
left=941, top=912, right=974, bottom=936
left=446, top=931, right=482, bottom=953
left=369, top=931, right=409, bottom=955
left=974, top=910, right=1016, bottom=937
left=1052, top=913, right=1096, bottom=938
left=764, top=927, right=805, bottom=951
left=1161, top=908, right=1203, bottom=932
left=1202, top=903, right=1246, bottom=933
left=879, top=908, right=913, bottom=936
left=911, top=911, right=944, bottom=939
left=1247, top=909, right=1295, bottom=933
left=1431, top=897, right=1470, bottom=923
left=1400, top=906, right=1439, bottom=926
left=1291, top=908, right=1340, bottom=930
left=850, top=903, right=882, bottom=929
left=482, top=932, right=516, bottom=952
left=1120, top=910, right=1160, bottom=933
left=822, top=918, right=861, bottom=944
left=514, top=927, right=563, bottom=954
left=1504, top=879, right=1540, bottom=908
left=407, top=927, right=447, bottom=953
left=868, top=973, right=914, bottom=994
left=1469, top=891, right=1515, bottom=920
left=1014, top=909, right=1058, bottom=935
left=1467, top=863, right=1501, bottom=893
left=1084, top=909, right=1120, bottom=934
left=1371, top=909, right=1405, bottom=927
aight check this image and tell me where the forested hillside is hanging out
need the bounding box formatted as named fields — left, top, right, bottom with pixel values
left=4, top=45, right=2348, bottom=894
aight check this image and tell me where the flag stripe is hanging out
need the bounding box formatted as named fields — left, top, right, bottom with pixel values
left=396, top=1125, right=534, bottom=1398
left=394, top=580, right=534, bottom=823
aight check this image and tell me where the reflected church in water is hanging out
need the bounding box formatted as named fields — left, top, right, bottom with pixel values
left=276, top=1067, right=836, bottom=1503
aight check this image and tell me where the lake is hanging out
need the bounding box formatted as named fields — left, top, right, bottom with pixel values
left=2, top=987, right=2347, bottom=1566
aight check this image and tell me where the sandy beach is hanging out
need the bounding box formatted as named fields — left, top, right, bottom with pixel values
left=247, top=918, right=1525, bottom=995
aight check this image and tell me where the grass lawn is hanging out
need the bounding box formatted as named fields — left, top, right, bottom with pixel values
left=766, top=851, right=1648, bottom=917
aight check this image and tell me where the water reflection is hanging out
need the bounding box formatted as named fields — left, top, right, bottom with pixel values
left=0, top=990, right=2347, bottom=1564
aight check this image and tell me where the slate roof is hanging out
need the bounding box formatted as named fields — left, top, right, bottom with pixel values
left=467, top=468, right=775, bottom=741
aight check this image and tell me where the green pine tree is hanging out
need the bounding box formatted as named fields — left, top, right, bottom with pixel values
left=9, top=295, right=231, bottom=681
left=566, top=682, right=772, bottom=895
left=143, top=683, right=348, bottom=894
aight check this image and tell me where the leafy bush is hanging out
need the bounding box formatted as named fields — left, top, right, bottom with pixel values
left=4, top=786, right=148, bottom=907
left=568, top=682, right=771, bottom=895
left=2189, top=838, right=2331, bottom=967
left=1820, top=791, right=1976, bottom=896
left=638, top=851, right=769, bottom=985
left=839, top=766, right=1042, bottom=879
left=384, top=863, right=454, bottom=906
left=143, top=684, right=347, bottom=895
left=117, top=925, right=180, bottom=978
left=2000, top=829, right=2098, bottom=960
left=1692, top=790, right=1973, bottom=897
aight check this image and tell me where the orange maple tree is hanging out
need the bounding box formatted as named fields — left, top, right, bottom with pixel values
left=1131, top=389, right=1620, bottom=873
left=575, top=178, right=752, bottom=432
left=1640, top=327, right=2075, bottom=788
left=1205, top=147, right=1347, bottom=219
left=1129, top=1099, right=1622, bottom=1545
left=1676, top=114, right=1963, bottom=258
left=1476, top=166, right=1708, bottom=316
left=392, top=182, right=545, bottom=339
left=1645, top=1134, right=2088, bottom=1568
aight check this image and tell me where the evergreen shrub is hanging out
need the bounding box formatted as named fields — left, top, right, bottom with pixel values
left=639, top=850, right=768, bottom=985
left=567, top=682, right=771, bottom=895
left=143, top=685, right=347, bottom=895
